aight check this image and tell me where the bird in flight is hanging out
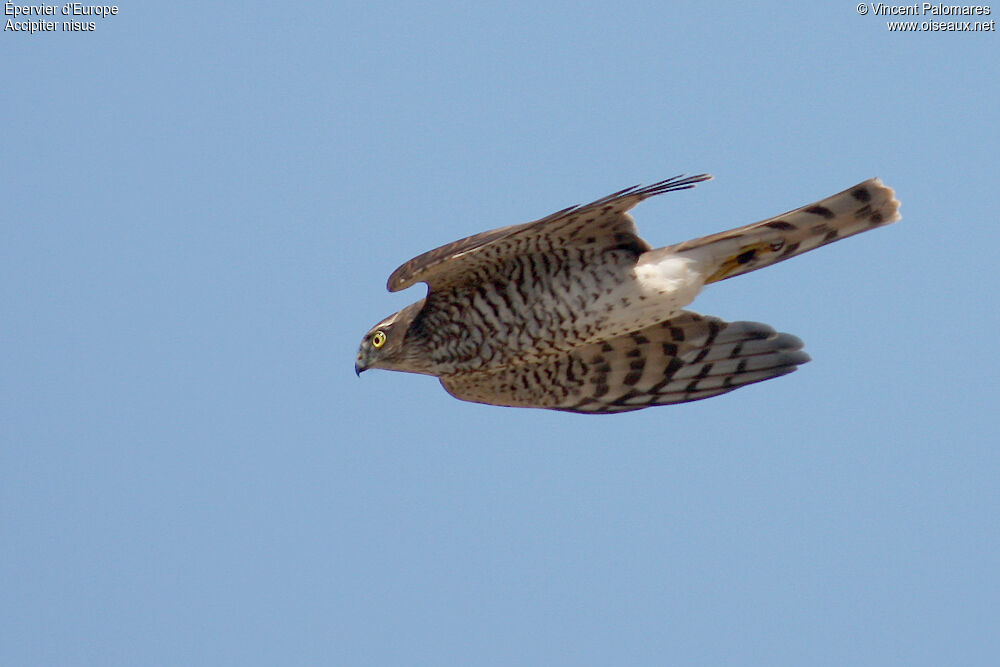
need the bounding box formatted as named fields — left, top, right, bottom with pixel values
left=355, top=175, right=900, bottom=413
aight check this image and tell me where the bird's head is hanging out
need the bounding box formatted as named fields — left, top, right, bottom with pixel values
left=355, top=300, right=427, bottom=376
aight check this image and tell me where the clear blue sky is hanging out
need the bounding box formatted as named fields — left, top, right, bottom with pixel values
left=4, top=2, right=999, bottom=665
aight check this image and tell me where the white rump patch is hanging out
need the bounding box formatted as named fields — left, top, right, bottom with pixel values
left=632, top=254, right=706, bottom=309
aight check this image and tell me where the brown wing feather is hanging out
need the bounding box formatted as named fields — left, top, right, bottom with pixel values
left=387, top=174, right=711, bottom=292
left=439, top=311, right=809, bottom=414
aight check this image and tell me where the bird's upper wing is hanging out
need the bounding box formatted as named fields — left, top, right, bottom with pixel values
left=386, top=174, right=711, bottom=292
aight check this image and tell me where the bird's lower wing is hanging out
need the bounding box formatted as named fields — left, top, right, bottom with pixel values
left=439, top=311, right=809, bottom=414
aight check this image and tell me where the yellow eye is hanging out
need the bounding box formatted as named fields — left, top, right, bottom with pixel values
left=371, top=330, right=387, bottom=348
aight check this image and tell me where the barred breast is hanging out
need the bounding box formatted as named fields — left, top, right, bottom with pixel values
left=406, top=247, right=705, bottom=375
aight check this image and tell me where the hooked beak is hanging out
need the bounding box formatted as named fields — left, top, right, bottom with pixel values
left=355, top=359, right=366, bottom=376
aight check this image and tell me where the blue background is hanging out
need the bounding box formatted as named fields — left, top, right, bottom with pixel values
left=4, top=2, right=999, bottom=665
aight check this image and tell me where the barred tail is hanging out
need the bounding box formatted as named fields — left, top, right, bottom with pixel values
left=662, top=178, right=901, bottom=284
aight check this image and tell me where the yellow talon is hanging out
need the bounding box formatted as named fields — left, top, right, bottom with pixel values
left=705, top=242, right=777, bottom=284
